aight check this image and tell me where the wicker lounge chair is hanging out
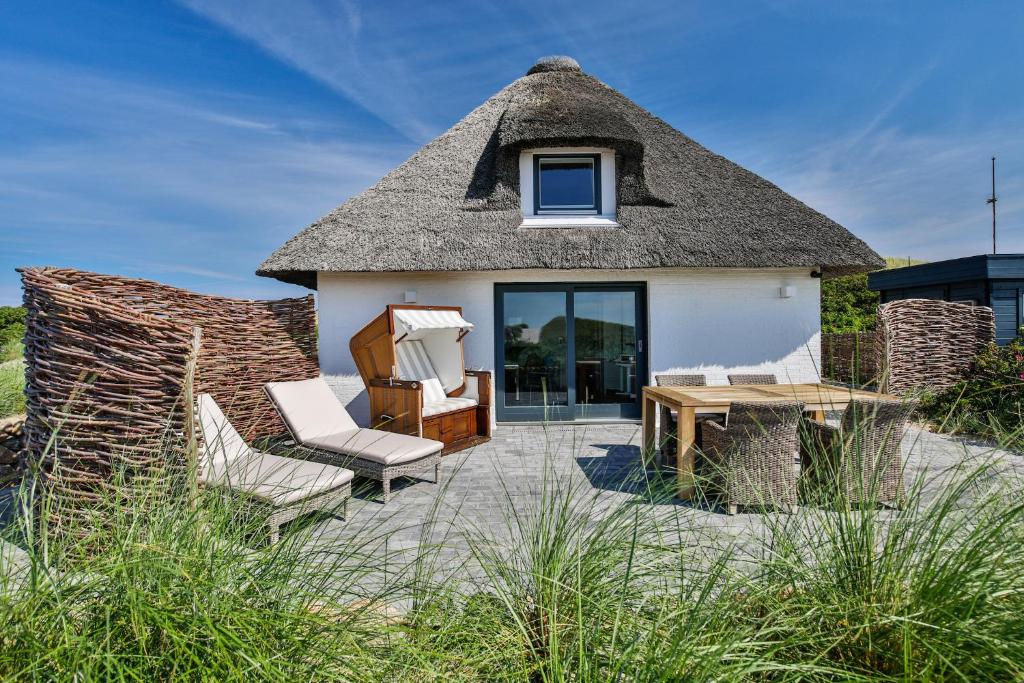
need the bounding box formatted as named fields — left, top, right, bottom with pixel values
left=655, top=374, right=707, bottom=463
left=801, top=397, right=916, bottom=507
left=727, top=373, right=778, bottom=385
left=196, top=393, right=354, bottom=544
left=701, top=400, right=804, bottom=514
left=265, top=377, right=443, bottom=503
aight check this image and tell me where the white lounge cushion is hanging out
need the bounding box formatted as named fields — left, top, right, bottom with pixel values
left=304, top=429, right=442, bottom=465
left=420, top=377, right=447, bottom=404
left=197, top=393, right=354, bottom=505
left=219, top=452, right=354, bottom=506
left=266, top=377, right=358, bottom=440
left=422, top=396, right=478, bottom=417
left=197, top=393, right=253, bottom=473
left=396, top=339, right=439, bottom=382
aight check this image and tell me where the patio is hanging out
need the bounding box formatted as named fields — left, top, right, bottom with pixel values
left=302, top=422, right=1024, bottom=585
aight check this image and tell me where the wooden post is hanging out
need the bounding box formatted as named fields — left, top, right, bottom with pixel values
left=675, top=406, right=697, bottom=500
left=641, top=392, right=657, bottom=467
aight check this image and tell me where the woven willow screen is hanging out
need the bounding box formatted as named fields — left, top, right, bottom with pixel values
left=876, top=298, right=995, bottom=396
left=19, top=268, right=318, bottom=522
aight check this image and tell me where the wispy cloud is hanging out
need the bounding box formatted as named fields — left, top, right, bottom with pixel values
left=0, top=58, right=411, bottom=302
left=722, top=122, right=1024, bottom=259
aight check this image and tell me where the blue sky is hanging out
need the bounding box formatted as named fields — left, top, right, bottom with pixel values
left=1, top=1, right=1022, bottom=305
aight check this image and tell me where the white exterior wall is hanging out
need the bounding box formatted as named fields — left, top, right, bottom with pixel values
left=317, top=268, right=821, bottom=426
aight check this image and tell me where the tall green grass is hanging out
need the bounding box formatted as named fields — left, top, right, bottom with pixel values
left=1, top=410, right=1023, bottom=681
left=0, top=350, right=25, bottom=418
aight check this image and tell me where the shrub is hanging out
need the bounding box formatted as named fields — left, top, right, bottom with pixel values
left=918, top=336, right=1024, bottom=449
left=821, top=273, right=879, bottom=334
left=0, top=359, right=25, bottom=418
left=0, top=307, right=25, bottom=347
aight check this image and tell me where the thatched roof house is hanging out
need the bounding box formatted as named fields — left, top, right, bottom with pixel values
left=259, top=56, right=882, bottom=288
left=259, top=56, right=883, bottom=425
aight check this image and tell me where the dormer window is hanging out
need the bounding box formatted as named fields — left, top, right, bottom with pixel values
left=533, top=154, right=601, bottom=214
left=518, top=147, right=619, bottom=228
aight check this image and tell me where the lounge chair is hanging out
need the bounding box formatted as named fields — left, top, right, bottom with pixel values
left=196, top=393, right=354, bottom=543
left=265, top=377, right=443, bottom=503
left=701, top=400, right=804, bottom=514
left=801, top=397, right=916, bottom=507
left=727, top=373, right=778, bottom=385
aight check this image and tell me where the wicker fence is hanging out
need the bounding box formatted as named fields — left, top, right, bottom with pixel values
left=876, top=299, right=995, bottom=396
left=821, top=332, right=878, bottom=386
left=19, top=267, right=318, bottom=535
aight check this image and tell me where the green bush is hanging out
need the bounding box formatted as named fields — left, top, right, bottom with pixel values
left=821, top=273, right=879, bottom=334
left=0, top=359, right=25, bottom=418
left=0, top=307, right=25, bottom=346
left=918, top=337, right=1024, bottom=449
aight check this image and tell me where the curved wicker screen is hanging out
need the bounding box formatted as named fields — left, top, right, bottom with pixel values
left=875, top=299, right=995, bottom=396
left=19, top=267, right=318, bottom=532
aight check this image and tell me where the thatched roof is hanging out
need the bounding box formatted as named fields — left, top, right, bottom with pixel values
left=259, top=56, right=883, bottom=288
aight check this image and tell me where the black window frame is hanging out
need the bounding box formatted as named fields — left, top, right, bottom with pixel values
left=532, top=153, right=602, bottom=215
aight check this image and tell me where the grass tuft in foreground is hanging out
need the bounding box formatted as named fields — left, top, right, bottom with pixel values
left=1, top=412, right=1023, bottom=681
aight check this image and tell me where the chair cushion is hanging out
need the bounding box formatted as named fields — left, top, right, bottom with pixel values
left=396, top=339, right=439, bottom=382
left=197, top=393, right=254, bottom=472
left=422, top=396, right=478, bottom=417
left=304, top=428, right=443, bottom=465
left=421, top=377, right=447, bottom=404
left=215, top=452, right=354, bottom=506
left=266, top=377, right=358, bottom=440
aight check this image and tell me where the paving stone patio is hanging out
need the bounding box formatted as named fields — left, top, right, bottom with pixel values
left=302, top=423, right=1024, bottom=589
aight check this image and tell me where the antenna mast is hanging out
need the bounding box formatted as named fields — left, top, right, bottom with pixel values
left=986, top=156, right=997, bottom=254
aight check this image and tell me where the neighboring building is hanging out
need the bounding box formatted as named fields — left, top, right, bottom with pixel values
left=259, top=56, right=883, bottom=425
left=869, top=254, right=1024, bottom=345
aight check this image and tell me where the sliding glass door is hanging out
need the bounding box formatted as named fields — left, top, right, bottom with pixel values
left=495, top=283, right=647, bottom=421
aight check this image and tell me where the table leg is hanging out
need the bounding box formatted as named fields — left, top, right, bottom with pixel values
left=642, top=394, right=657, bottom=467
left=676, top=406, right=697, bottom=500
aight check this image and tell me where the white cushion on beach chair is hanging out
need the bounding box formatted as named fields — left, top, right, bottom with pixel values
left=197, top=393, right=353, bottom=505
left=396, top=339, right=439, bottom=382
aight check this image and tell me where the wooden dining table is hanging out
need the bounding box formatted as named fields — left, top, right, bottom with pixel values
left=641, top=383, right=896, bottom=500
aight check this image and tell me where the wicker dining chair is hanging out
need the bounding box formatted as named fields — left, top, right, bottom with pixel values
left=701, top=401, right=804, bottom=514
left=801, top=398, right=916, bottom=507
left=727, top=374, right=778, bottom=385
left=654, top=374, right=707, bottom=464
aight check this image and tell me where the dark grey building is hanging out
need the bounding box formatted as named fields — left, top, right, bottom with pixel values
left=868, top=254, right=1024, bottom=345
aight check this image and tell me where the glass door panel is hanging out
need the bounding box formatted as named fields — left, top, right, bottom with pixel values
left=496, top=284, right=645, bottom=421
left=500, top=290, right=569, bottom=419
left=574, top=289, right=640, bottom=419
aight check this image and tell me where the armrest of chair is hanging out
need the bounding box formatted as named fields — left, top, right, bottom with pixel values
left=464, top=370, right=491, bottom=406
left=367, top=380, right=423, bottom=435
left=368, top=378, right=422, bottom=391
left=800, top=418, right=839, bottom=476
left=701, top=420, right=727, bottom=464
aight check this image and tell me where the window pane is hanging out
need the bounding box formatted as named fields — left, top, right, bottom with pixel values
left=502, top=291, right=568, bottom=407
left=574, top=291, right=637, bottom=406
left=538, top=158, right=595, bottom=209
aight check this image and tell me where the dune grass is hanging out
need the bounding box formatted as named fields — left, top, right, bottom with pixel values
left=0, top=348, right=25, bottom=418
left=1, top=404, right=1023, bottom=681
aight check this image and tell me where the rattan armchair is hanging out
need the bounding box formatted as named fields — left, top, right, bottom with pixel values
left=701, top=401, right=804, bottom=514
left=801, top=398, right=916, bottom=507
left=727, top=374, right=778, bottom=385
